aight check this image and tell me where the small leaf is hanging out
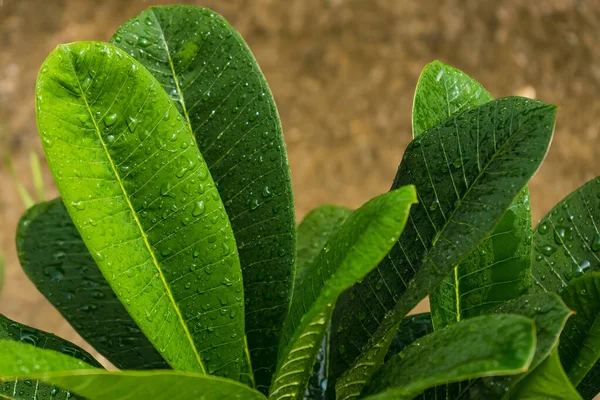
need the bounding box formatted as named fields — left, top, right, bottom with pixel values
left=0, top=314, right=101, bottom=400
left=111, top=6, right=296, bottom=390
left=361, top=314, right=536, bottom=400
left=0, top=341, right=266, bottom=400
left=330, top=97, right=557, bottom=399
left=295, top=205, right=352, bottom=299
left=17, top=198, right=168, bottom=370
left=413, top=61, right=532, bottom=329
left=559, top=273, right=600, bottom=386
left=508, top=349, right=581, bottom=400
left=295, top=205, right=352, bottom=399
left=269, top=186, right=417, bottom=400
left=36, top=42, right=247, bottom=379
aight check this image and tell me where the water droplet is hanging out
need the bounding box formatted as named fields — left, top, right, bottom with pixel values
left=104, top=113, right=118, bottom=126
left=192, top=201, right=206, bottom=217
left=538, top=222, right=549, bottom=235
left=44, top=266, right=65, bottom=281
left=591, top=233, right=600, bottom=252
left=540, top=245, right=556, bottom=256
left=554, top=227, right=566, bottom=245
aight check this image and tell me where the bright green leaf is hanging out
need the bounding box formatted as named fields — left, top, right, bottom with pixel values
left=508, top=349, right=581, bottom=400
left=361, top=315, right=536, bottom=400
left=412, top=61, right=493, bottom=136
left=36, top=41, right=246, bottom=379
left=0, top=314, right=100, bottom=400
left=295, top=205, right=352, bottom=399
left=0, top=341, right=266, bottom=400
left=413, top=61, right=532, bottom=329
left=17, top=198, right=168, bottom=370
left=330, top=97, right=557, bottom=399
left=559, top=273, right=600, bottom=386
left=111, top=6, right=296, bottom=390
left=269, top=186, right=417, bottom=400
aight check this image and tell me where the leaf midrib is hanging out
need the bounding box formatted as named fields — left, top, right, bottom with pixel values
left=61, top=44, right=206, bottom=373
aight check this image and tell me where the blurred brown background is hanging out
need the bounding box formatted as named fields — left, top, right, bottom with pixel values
left=0, top=0, right=599, bottom=363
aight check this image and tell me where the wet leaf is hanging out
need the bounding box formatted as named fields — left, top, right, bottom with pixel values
left=330, top=97, right=557, bottom=399
left=361, top=315, right=536, bottom=400
left=17, top=198, right=168, bottom=370
left=558, top=273, right=600, bottom=386
left=508, top=349, right=581, bottom=400
left=294, top=205, right=352, bottom=399
left=111, top=6, right=296, bottom=390
left=0, top=340, right=265, bottom=400
left=414, top=61, right=532, bottom=329
left=269, top=187, right=417, bottom=400
left=36, top=42, right=247, bottom=379
left=0, top=314, right=101, bottom=400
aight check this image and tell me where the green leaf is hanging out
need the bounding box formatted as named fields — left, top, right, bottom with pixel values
left=413, top=61, right=532, bottom=329
left=269, top=187, right=417, bottom=400
left=295, top=205, right=352, bottom=300
left=508, top=349, right=582, bottom=400
left=412, top=61, right=493, bottom=136
left=16, top=198, right=168, bottom=370
left=576, top=362, right=600, bottom=400
left=295, top=205, right=352, bottom=399
left=110, top=5, right=296, bottom=390
left=0, top=314, right=101, bottom=400
left=531, top=176, right=600, bottom=292
left=385, top=313, right=433, bottom=361
left=460, top=292, right=572, bottom=398
left=0, top=341, right=266, bottom=400
left=330, top=97, right=557, bottom=399
left=36, top=41, right=247, bottom=379
left=361, top=314, right=536, bottom=400
left=559, top=273, right=600, bottom=386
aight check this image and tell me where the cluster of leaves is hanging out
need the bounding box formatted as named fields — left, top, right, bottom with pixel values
left=0, top=5, right=598, bottom=400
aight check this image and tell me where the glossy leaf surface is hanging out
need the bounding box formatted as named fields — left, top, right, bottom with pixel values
left=559, top=273, right=600, bottom=386
left=17, top=198, right=168, bottom=370
left=532, top=176, right=600, bottom=292
left=269, top=187, right=417, bottom=400
left=460, top=292, right=571, bottom=398
left=361, top=315, right=536, bottom=400
left=331, top=97, right=557, bottom=399
left=295, top=205, right=352, bottom=399
left=385, top=313, right=433, bottom=361
left=111, top=6, right=296, bottom=390
left=0, top=314, right=100, bottom=400
left=508, top=349, right=581, bottom=400
left=0, top=341, right=265, bottom=400
left=414, top=61, right=532, bottom=329
left=36, top=42, right=246, bottom=378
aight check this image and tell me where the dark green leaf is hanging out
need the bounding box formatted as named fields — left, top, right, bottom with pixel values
left=461, top=292, right=572, bottom=398
left=508, top=349, right=581, bottom=400
left=531, top=176, right=600, bottom=292
left=0, top=341, right=266, bottom=400
left=0, top=314, right=101, bottom=400
left=17, top=198, right=168, bottom=370
left=270, top=187, right=417, bottom=399
left=385, top=313, right=433, bottom=361
left=295, top=205, right=351, bottom=399
left=330, top=97, right=557, bottom=399
left=361, top=315, right=536, bottom=400
left=111, top=6, right=296, bottom=390
left=559, top=273, right=600, bottom=386
left=36, top=41, right=246, bottom=379
left=577, top=362, right=600, bottom=400
left=413, top=61, right=532, bottom=329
